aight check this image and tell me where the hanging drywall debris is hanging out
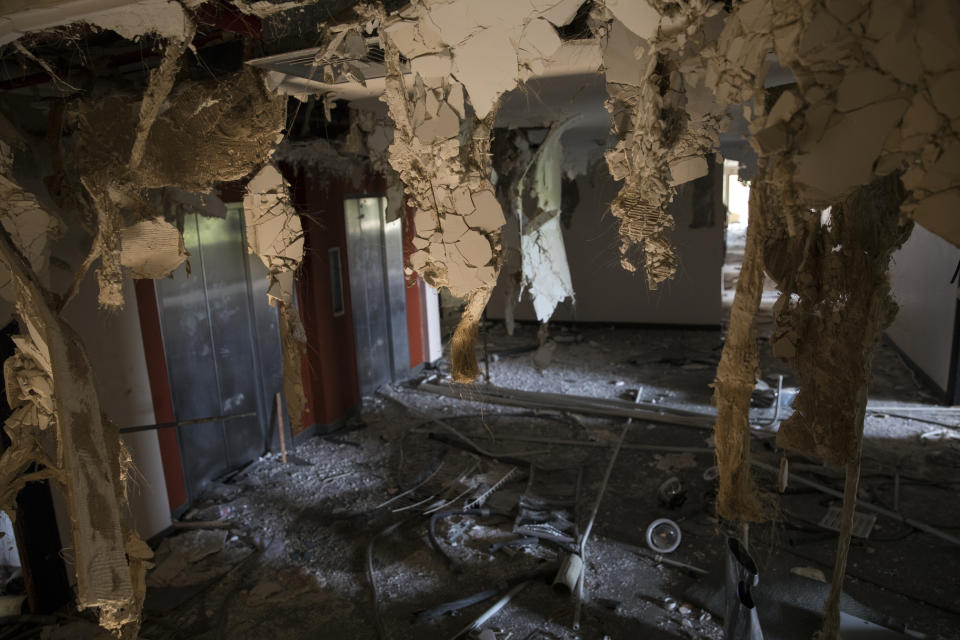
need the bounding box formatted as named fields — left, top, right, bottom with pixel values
left=379, top=17, right=509, bottom=382
left=0, top=128, right=63, bottom=314
left=382, top=0, right=590, bottom=120
left=70, top=66, right=286, bottom=310
left=119, top=219, right=188, bottom=279
left=0, top=219, right=147, bottom=638
left=599, top=1, right=727, bottom=287
left=243, top=163, right=307, bottom=433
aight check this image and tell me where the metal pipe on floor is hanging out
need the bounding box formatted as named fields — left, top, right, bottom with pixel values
left=118, top=412, right=257, bottom=434
left=573, top=388, right=642, bottom=630
left=752, top=461, right=960, bottom=546
left=448, top=581, right=530, bottom=640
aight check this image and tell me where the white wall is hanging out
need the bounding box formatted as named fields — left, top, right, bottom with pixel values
left=888, top=224, right=960, bottom=395
left=487, top=168, right=725, bottom=325
left=63, top=272, right=172, bottom=540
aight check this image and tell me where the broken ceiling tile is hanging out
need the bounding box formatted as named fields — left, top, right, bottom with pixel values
left=868, top=21, right=924, bottom=85
left=865, top=0, right=912, bottom=40
left=453, top=185, right=475, bottom=214
left=772, top=19, right=803, bottom=64
left=382, top=20, right=445, bottom=59
left=464, top=189, right=505, bottom=230
left=411, top=53, right=454, bottom=79
left=766, top=89, right=802, bottom=125
left=904, top=140, right=960, bottom=192
left=450, top=28, right=518, bottom=119
left=835, top=68, right=900, bottom=112
left=243, top=164, right=303, bottom=277
left=518, top=17, right=563, bottom=61
left=751, top=121, right=790, bottom=154
left=441, top=213, right=469, bottom=242
left=84, top=0, right=192, bottom=42
left=901, top=92, right=943, bottom=139
left=825, top=0, right=870, bottom=23
left=668, top=156, right=709, bottom=186
left=928, top=70, right=960, bottom=120
left=605, top=0, right=660, bottom=40
left=455, top=229, right=493, bottom=267
left=908, top=187, right=960, bottom=246
left=119, top=219, right=187, bottom=279
left=916, top=0, right=960, bottom=74
left=447, top=83, right=466, bottom=119
left=797, top=9, right=846, bottom=63
left=409, top=249, right=430, bottom=274
left=414, top=102, right=460, bottom=143
left=603, top=19, right=649, bottom=86
left=530, top=0, right=585, bottom=27
left=796, top=99, right=837, bottom=151
left=414, top=208, right=439, bottom=236
left=794, top=99, right=910, bottom=202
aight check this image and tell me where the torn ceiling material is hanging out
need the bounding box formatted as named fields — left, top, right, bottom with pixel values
left=381, top=0, right=583, bottom=119
left=702, top=0, right=960, bottom=248
left=599, top=1, right=727, bottom=288
left=376, top=0, right=603, bottom=381
left=767, top=170, right=911, bottom=640
left=243, top=163, right=308, bottom=434
left=70, top=66, right=285, bottom=310
left=0, top=118, right=64, bottom=320
left=380, top=21, right=507, bottom=383
left=0, top=215, right=149, bottom=638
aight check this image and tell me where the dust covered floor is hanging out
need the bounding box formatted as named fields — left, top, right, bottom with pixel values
left=139, top=324, right=960, bottom=640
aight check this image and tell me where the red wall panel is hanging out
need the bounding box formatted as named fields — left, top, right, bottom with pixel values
left=133, top=279, right=188, bottom=512
left=401, top=204, right=426, bottom=368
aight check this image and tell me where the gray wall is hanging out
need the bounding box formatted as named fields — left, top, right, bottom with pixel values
left=888, top=224, right=960, bottom=397
left=487, top=168, right=725, bottom=326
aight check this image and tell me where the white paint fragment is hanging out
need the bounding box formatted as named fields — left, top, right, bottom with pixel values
left=521, top=216, right=574, bottom=321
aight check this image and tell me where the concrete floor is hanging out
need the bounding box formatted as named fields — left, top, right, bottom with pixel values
left=136, top=323, right=960, bottom=640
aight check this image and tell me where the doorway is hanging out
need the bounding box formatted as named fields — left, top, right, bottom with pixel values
left=343, top=196, right=410, bottom=395
left=153, top=205, right=283, bottom=501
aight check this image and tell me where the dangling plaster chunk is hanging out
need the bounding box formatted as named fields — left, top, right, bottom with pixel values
left=119, top=218, right=187, bottom=279
left=243, top=163, right=307, bottom=432
left=600, top=1, right=726, bottom=287
left=379, top=16, right=509, bottom=381
left=243, top=163, right=304, bottom=286
left=384, top=0, right=586, bottom=119
left=0, top=224, right=146, bottom=638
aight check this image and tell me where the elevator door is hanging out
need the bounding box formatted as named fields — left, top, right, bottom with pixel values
left=344, top=196, right=410, bottom=395
left=154, top=205, right=283, bottom=501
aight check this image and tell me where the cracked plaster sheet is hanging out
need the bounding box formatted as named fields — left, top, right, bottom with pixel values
left=0, top=133, right=62, bottom=313
left=119, top=218, right=187, bottom=279
left=703, top=0, right=960, bottom=247
left=599, top=1, right=727, bottom=285
left=384, top=0, right=583, bottom=119
left=84, top=0, right=193, bottom=41
left=242, top=163, right=304, bottom=302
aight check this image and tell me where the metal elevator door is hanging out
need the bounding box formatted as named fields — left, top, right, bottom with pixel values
left=344, top=196, right=410, bottom=395
left=154, top=205, right=283, bottom=501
